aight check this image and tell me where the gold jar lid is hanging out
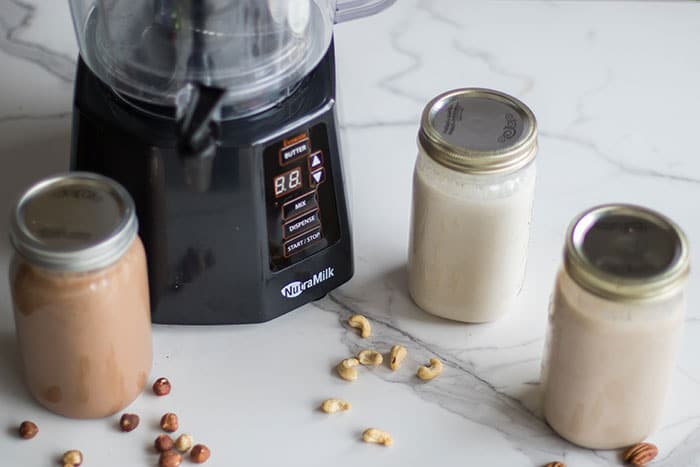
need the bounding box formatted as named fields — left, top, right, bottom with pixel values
left=564, top=204, right=690, bottom=302
left=418, top=88, right=538, bottom=174
left=9, top=172, right=138, bottom=272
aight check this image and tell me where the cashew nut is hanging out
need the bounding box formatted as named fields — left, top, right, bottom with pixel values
left=362, top=428, right=393, bottom=447
left=389, top=345, right=407, bottom=371
left=336, top=358, right=360, bottom=381
left=320, top=398, right=351, bottom=413
left=348, top=314, right=371, bottom=338
left=416, top=358, right=443, bottom=381
left=357, top=349, right=383, bottom=366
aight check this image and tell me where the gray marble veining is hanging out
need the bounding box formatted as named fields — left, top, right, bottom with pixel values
left=316, top=293, right=617, bottom=465
left=318, top=290, right=700, bottom=466
left=0, top=0, right=75, bottom=84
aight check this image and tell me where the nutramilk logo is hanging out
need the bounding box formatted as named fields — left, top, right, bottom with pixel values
left=281, top=267, right=335, bottom=298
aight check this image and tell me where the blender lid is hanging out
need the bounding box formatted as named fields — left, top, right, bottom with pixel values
left=69, top=0, right=395, bottom=118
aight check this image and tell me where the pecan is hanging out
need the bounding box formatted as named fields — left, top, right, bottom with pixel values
left=623, top=442, right=658, bottom=466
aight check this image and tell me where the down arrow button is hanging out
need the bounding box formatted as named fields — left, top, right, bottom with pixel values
left=310, top=168, right=325, bottom=186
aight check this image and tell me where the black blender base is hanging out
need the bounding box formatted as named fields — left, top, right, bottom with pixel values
left=70, top=43, right=353, bottom=324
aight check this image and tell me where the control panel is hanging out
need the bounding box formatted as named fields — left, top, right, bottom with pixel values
left=264, top=123, right=340, bottom=271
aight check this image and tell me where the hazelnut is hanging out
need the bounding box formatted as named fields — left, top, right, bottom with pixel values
left=153, top=377, right=172, bottom=396
left=174, top=434, right=193, bottom=452
left=62, top=449, right=83, bottom=466
left=119, top=413, right=140, bottom=432
left=159, top=450, right=182, bottom=467
left=190, top=444, right=211, bottom=463
left=18, top=421, right=38, bottom=439
left=160, top=412, right=179, bottom=432
left=155, top=434, right=175, bottom=452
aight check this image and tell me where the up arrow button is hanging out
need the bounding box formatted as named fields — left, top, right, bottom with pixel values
left=308, top=151, right=323, bottom=169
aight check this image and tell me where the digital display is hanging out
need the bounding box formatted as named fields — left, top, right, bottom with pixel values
left=274, top=167, right=303, bottom=198
left=264, top=123, right=341, bottom=271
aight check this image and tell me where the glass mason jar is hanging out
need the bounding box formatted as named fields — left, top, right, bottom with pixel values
left=9, top=173, right=152, bottom=419
left=541, top=204, right=690, bottom=449
left=408, top=88, right=538, bottom=323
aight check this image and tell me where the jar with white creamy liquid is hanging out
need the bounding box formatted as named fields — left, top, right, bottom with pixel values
left=9, top=173, right=152, bottom=419
left=541, top=204, right=690, bottom=449
left=408, top=88, right=537, bottom=322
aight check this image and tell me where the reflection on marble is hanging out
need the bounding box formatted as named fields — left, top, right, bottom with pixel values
left=1, top=0, right=700, bottom=466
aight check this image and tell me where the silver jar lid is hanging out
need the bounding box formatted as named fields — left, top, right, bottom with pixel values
left=418, top=88, right=538, bottom=174
left=9, top=172, right=138, bottom=272
left=565, top=204, right=690, bottom=302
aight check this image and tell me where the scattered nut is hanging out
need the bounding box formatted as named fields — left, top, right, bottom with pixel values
left=544, top=462, right=565, bottom=467
left=389, top=345, right=407, bottom=371
left=62, top=449, right=83, bottom=466
left=320, top=398, right=351, bottom=413
left=160, top=412, right=179, bottom=432
left=159, top=450, right=182, bottom=467
left=119, top=413, right=140, bottom=432
left=348, top=314, right=371, bottom=338
left=357, top=349, right=383, bottom=366
left=362, top=428, right=393, bottom=447
left=18, top=421, right=38, bottom=439
left=190, top=444, right=211, bottom=463
left=155, top=434, right=175, bottom=452
left=175, top=434, right=193, bottom=452
left=153, top=377, right=172, bottom=396
left=416, top=358, right=443, bottom=381
left=623, top=442, right=658, bottom=466
left=336, top=358, right=360, bottom=381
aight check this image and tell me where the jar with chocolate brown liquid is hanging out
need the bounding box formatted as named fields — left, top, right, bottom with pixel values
left=9, top=173, right=152, bottom=419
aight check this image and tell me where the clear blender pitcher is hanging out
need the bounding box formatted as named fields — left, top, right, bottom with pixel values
left=69, top=0, right=394, bottom=118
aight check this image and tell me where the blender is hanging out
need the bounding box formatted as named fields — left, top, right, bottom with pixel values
left=67, top=0, right=393, bottom=324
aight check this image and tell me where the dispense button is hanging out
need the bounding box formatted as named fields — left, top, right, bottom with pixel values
left=283, top=209, right=321, bottom=239
left=283, top=227, right=323, bottom=257
left=282, top=191, right=317, bottom=220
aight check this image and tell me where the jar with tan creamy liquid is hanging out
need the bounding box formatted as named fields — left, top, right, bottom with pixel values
left=9, top=173, right=152, bottom=419
left=541, top=204, right=690, bottom=449
left=408, top=88, right=538, bottom=322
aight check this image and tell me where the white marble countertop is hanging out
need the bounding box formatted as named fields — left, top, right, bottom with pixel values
left=2, top=1, right=700, bottom=466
